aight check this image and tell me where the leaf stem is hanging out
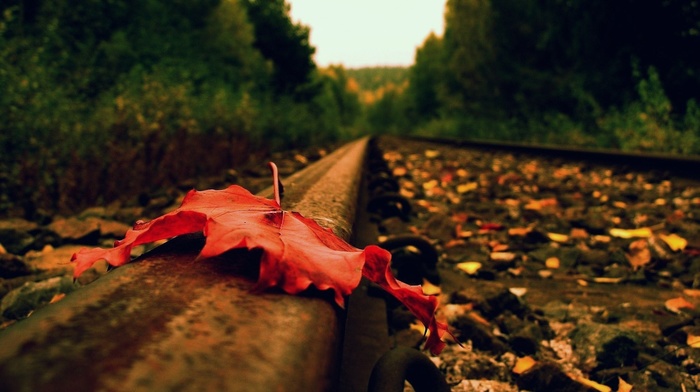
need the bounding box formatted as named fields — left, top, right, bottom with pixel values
left=268, top=162, right=281, bottom=206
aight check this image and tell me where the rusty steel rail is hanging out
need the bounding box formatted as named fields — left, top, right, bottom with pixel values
left=406, top=135, right=700, bottom=179
left=0, top=137, right=370, bottom=392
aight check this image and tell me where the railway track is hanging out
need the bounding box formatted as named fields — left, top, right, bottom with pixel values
left=1, top=135, right=699, bottom=391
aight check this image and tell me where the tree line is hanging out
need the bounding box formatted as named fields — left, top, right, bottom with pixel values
left=369, top=0, right=700, bottom=153
left=0, top=0, right=362, bottom=217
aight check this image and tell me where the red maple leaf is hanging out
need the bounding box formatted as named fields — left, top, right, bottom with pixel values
left=72, top=163, right=450, bottom=354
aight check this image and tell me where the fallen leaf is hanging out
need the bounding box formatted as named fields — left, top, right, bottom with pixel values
left=591, top=235, right=611, bottom=243
left=508, top=287, right=527, bottom=297
left=610, top=227, right=653, bottom=239
left=687, top=333, right=700, bottom=348
left=479, top=222, right=504, bottom=231
left=575, top=375, right=611, bottom=392
left=665, top=296, right=695, bottom=313
left=659, top=233, right=688, bottom=251
left=547, top=232, right=569, bottom=243
left=545, top=257, right=560, bottom=269
left=617, top=377, right=633, bottom=392
left=49, top=293, right=66, bottom=304
left=570, top=228, right=589, bottom=239
left=491, top=252, right=516, bottom=262
left=456, top=182, right=478, bottom=194
left=613, top=201, right=628, bottom=209
left=422, top=279, right=441, bottom=295
left=73, top=162, right=451, bottom=354
left=683, top=289, right=700, bottom=298
left=524, top=198, right=558, bottom=211
left=422, top=179, right=439, bottom=190
left=456, top=261, right=482, bottom=275
left=424, top=149, right=440, bottom=158
left=593, top=277, right=624, bottom=284
left=392, top=167, right=407, bottom=176
left=491, top=243, right=509, bottom=252
left=508, top=227, right=532, bottom=236
left=512, top=356, right=537, bottom=374
left=626, top=239, right=651, bottom=270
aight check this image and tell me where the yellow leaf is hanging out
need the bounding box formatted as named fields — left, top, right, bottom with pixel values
left=546, top=257, right=560, bottom=269
left=609, top=227, right=653, bottom=239
left=423, top=179, right=439, bottom=190
left=687, top=333, right=700, bottom=348
left=574, top=375, right=611, bottom=392
left=424, top=149, right=440, bottom=158
left=659, top=233, right=687, bottom=251
left=457, top=261, right=482, bottom=275
left=617, top=377, right=633, bottom=392
left=422, top=279, right=441, bottom=295
left=547, top=232, right=569, bottom=243
left=457, top=182, right=478, bottom=194
left=512, top=356, right=537, bottom=374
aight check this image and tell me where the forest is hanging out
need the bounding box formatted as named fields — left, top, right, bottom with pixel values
left=1, top=0, right=699, bottom=218
left=372, top=0, right=700, bottom=153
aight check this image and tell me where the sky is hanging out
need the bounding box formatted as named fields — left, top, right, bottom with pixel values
left=287, top=1, right=446, bottom=68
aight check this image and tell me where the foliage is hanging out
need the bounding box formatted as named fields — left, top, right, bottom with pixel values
left=601, top=67, right=700, bottom=154
left=395, top=0, right=700, bottom=154
left=345, top=66, right=409, bottom=93
left=0, top=0, right=363, bottom=219
left=240, top=0, right=316, bottom=96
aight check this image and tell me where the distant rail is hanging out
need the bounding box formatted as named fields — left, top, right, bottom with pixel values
left=0, top=137, right=370, bottom=392
left=407, top=135, right=700, bottom=179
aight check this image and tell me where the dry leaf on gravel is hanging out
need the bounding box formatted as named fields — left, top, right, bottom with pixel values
left=626, top=239, right=651, bottom=270
left=665, top=296, right=695, bottom=313
left=659, top=233, right=688, bottom=251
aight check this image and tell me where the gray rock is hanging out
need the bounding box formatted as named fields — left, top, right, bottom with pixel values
left=569, top=321, right=640, bottom=372
left=0, top=218, right=38, bottom=254
left=45, top=217, right=102, bottom=244
left=516, top=361, right=598, bottom=391
left=1, top=276, right=75, bottom=319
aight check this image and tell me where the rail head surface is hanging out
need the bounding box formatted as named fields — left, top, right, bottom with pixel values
left=0, top=137, right=369, bottom=392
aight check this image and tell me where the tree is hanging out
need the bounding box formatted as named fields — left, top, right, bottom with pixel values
left=407, top=32, right=445, bottom=120
left=240, top=0, right=316, bottom=95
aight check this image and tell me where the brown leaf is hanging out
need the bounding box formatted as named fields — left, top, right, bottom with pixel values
left=665, top=296, right=695, bottom=313
left=626, top=239, right=651, bottom=270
